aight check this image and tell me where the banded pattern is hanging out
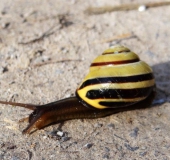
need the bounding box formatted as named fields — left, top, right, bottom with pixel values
left=76, top=46, right=155, bottom=109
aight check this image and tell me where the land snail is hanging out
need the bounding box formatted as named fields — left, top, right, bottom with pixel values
left=0, top=45, right=156, bottom=134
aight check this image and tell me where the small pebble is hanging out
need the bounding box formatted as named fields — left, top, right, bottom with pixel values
left=141, top=146, right=147, bottom=150
left=84, top=143, right=93, bottom=149
left=94, top=123, right=103, bottom=128
left=138, top=5, right=146, bottom=12
left=50, top=155, right=55, bottom=158
left=57, top=131, right=64, bottom=137
left=1, top=22, right=10, bottom=29
left=46, top=130, right=67, bottom=140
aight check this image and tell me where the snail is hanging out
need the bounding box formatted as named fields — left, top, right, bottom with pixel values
left=0, top=45, right=156, bottom=134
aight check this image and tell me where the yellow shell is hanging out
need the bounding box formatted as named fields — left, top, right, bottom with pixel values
left=76, top=45, right=155, bottom=109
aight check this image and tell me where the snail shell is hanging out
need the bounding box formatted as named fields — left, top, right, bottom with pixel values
left=0, top=45, right=156, bottom=134
left=76, top=45, right=155, bottom=109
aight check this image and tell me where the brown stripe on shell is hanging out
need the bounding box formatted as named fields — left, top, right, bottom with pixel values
left=102, top=49, right=130, bottom=55
left=90, top=58, right=139, bottom=66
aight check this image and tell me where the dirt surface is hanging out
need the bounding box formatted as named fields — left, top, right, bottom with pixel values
left=0, top=0, right=170, bottom=160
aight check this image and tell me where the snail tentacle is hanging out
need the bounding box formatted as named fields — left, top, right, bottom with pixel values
left=0, top=100, right=37, bottom=110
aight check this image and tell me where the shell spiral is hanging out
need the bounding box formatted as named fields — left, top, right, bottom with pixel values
left=76, top=45, right=155, bottom=109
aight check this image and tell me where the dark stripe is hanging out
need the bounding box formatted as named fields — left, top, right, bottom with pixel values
left=86, top=87, right=153, bottom=99
left=102, top=49, right=130, bottom=55
left=99, top=101, right=136, bottom=108
left=79, top=73, right=154, bottom=89
left=90, top=59, right=139, bottom=66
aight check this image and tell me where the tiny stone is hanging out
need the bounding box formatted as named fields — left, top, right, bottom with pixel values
left=141, top=146, right=147, bottom=150
left=84, top=143, right=93, bottom=149
left=2, top=22, right=10, bottom=29
left=138, top=5, right=146, bottom=12
left=65, top=94, right=71, bottom=98
left=50, top=155, right=55, bottom=158
left=57, top=131, right=64, bottom=137
left=94, top=123, right=103, bottom=128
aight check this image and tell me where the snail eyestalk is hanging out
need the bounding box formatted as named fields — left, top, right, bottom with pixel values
left=0, top=100, right=37, bottom=110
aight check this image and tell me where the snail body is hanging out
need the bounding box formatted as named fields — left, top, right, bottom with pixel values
left=0, top=46, right=156, bottom=134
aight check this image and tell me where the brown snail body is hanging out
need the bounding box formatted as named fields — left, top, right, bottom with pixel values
left=0, top=46, right=156, bottom=134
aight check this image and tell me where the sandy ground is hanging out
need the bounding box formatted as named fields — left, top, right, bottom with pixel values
left=0, top=0, right=170, bottom=159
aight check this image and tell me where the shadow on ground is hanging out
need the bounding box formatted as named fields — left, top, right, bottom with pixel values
left=152, top=61, right=170, bottom=103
